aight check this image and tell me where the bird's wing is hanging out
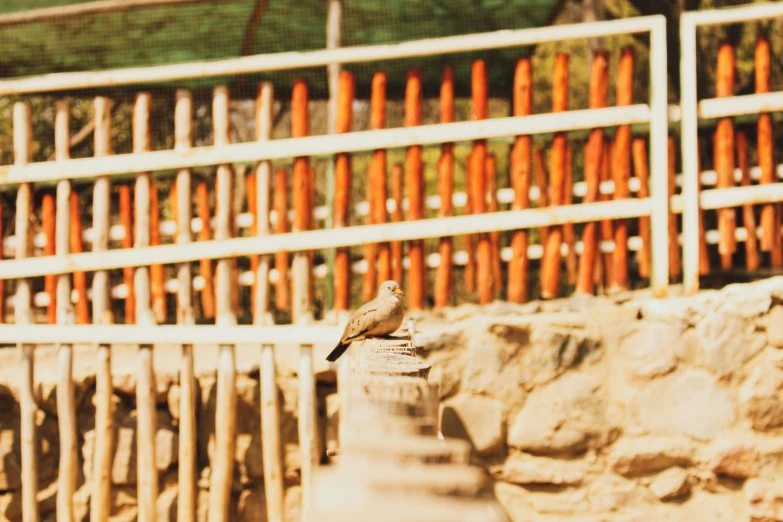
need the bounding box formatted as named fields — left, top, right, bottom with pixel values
left=340, top=301, right=383, bottom=344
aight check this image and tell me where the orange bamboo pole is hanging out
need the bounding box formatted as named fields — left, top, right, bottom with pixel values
left=371, top=72, right=391, bottom=285
left=611, top=47, right=633, bottom=290
left=150, top=184, right=166, bottom=323
left=196, top=179, right=215, bottom=319
left=464, top=150, right=476, bottom=294
left=405, top=69, right=425, bottom=309
left=632, top=139, right=651, bottom=278
left=42, top=192, right=56, bottom=323
left=291, top=79, right=311, bottom=322
left=563, top=145, right=577, bottom=285
left=470, top=60, right=492, bottom=304
left=120, top=184, right=135, bottom=322
left=576, top=50, right=608, bottom=295
left=737, top=131, right=760, bottom=270
left=667, top=138, right=682, bottom=278
left=535, top=148, right=550, bottom=246
left=273, top=169, right=290, bottom=311
left=334, top=71, right=354, bottom=312
left=391, top=163, right=404, bottom=285
left=697, top=152, right=711, bottom=276
left=507, top=58, right=533, bottom=303
left=434, top=66, right=454, bottom=308
left=69, top=191, right=89, bottom=324
left=598, top=142, right=614, bottom=289
left=541, top=53, right=569, bottom=299
left=246, top=170, right=259, bottom=313
left=486, top=153, right=502, bottom=292
left=716, top=41, right=737, bottom=269
left=0, top=203, right=4, bottom=323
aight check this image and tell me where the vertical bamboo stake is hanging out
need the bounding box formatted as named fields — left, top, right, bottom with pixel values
left=42, top=193, right=56, bottom=323
left=599, top=142, right=614, bottom=289
left=563, top=145, right=578, bottom=285
left=470, top=60, right=492, bottom=304
left=174, top=89, right=197, bottom=522
left=371, top=72, right=391, bottom=285
left=405, top=69, right=426, bottom=308
left=208, top=86, right=238, bottom=522
left=736, top=131, right=760, bottom=270
left=119, top=184, right=135, bottom=323
left=54, top=100, right=77, bottom=522
left=697, top=151, right=711, bottom=276
left=150, top=184, right=166, bottom=323
left=274, top=169, right=291, bottom=310
left=334, top=71, right=354, bottom=311
left=756, top=35, right=781, bottom=264
left=196, top=179, right=215, bottom=319
left=132, top=92, right=158, bottom=522
left=715, top=42, right=736, bottom=269
left=253, top=83, right=274, bottom=325
left=14, top=102, right=39, bottom=522
left=632, top=139, right=652, bottom=278
left=535, top=148, right=550, bottom=246
left=0, top=202, right=4, bottom=324
left=391, top=164, right=404, bottom=285
left=541, top=54, right=569, bottom=299
left=507, top=58, right=533, bottom=303
left=486, top=154, right=502, bottom=292
left=611, top=47, right=633, bottom=290
left=91, top=96, right=113, bottom=522
left=298, top=343, right=317, bottom=513
left=261, top=343, right=284, bottom=522
left=435, top=66, right=454, bottom=307
left=291, top=79, right=312, bottom=323
left=464, top=151, right=476, bottom=294
left=576, top=50, right=608, bottom=294
left=69, top=192, right=89, bottom=324
left=667, top=138, right=682, bottom=278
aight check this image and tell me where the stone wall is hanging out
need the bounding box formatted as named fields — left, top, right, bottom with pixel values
left=417, top=277, right=783, bottom=522
left=3, top=277, right=783, bottom=521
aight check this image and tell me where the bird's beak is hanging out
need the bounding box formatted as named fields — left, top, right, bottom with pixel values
left=393, top=288, right=405, bottom=298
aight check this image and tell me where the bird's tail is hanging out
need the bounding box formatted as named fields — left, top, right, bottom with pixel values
left=326, top=342, right=350, bottom=362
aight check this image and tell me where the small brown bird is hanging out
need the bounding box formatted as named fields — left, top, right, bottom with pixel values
left=326, top=280, right=405, bottom=362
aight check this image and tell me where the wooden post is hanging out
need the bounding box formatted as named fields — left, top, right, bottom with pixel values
left=54, top=100, right=78, bottom=522
left=535, top=148, right=550, bottom=246
left=208, top=85, right=239, bottom=522
left=299, top=344, right=318, bottom=513
left=756, top=35, right=781, bottom=265
left=507, top=58, right=533, bottom=303
left=405, top=69, right=426, bottom=309
left=371, top=72, right=391, bottom=285
left=274, top=169, right=290, bottom=311
left=485, top=154, right=502, bottom=292
left=598, top=142, right=614, bottom=289
left=335, top=71, right=354, bottom=312
left=253, top=83, right=274, bottom=325
left=42, top=193, right=56, bottom=323
left=667, top=138, right=682, bottom=278
left=697, top=152, right=711, bottom=276
left=133, top=92, right=158, bottom=522
left=14, top=102, right=39, bottom=522
left=391, top=164, right=404, bottom=285
left=261, top=343, right=284, bottom=522
left=292, top=79, right=312, bottom=323
left=119, top=184, right=135, bottom=323
left=736, top=131, right=760, bottom=270
left=576, top=50, right=608, bottom=295
left=434, top=66, right=454, bottom=308
left=716, top=42, right=736, bottom=269
left=195, top=179, right=215, bottom=319
left=91, top=96, right=113, bottom=522
left=563, top=145, right=578, bottom=285
left=541, top=54, right=569, bottom=299
left=611, top=47, right=633, bottom=290
left=464, top=154, right=476, bottom=294
left=150, top=184, right=166, bottom=322
left=69, top=191, right=89, bottom=324
left=471, top=60, right=492, bottom=304
left=632, top=139, right=651, bottom=278
left=174, top=89, right=198, bottom=522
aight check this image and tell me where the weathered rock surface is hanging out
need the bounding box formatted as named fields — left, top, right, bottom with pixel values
left=649, top=467, right=691, bottom=501
left=740, top=365, right=783, bottom=431
left=501, top=453, right=586, bottom=485
left=441, top=394, right=505, bottom=456
left=609, top=436, right=696, bottom=476
left=746, top=479, right=783, bottom=522
left=617, top=320, right=679, bottom=378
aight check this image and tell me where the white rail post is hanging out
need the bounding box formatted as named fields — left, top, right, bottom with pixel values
left=648, top=15, right=669, bottom=297
left=679, top=14, right=700, bottom=295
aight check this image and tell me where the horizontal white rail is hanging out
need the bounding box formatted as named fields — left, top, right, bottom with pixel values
left=0, top=105, right=650, bottom=186
left=0, top=16, right=663, bottom=96
left=683, top=1, right=783, bottom=26
left=698, top=92, right=783, bottom=119
left=0, top=198, right=650, bottom=280
left=0, top=324, right=343, bottom=346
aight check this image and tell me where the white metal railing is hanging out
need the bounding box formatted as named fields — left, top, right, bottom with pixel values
left=680, top=2, right=783, bottom=295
